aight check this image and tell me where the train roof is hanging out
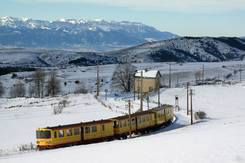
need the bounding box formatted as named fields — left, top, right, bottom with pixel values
left=46, top=119, right=113, bottom=130
left=111, top=110, right=154, bottom=120
left=47, top=123, right=82, bottom=130
left=150, top=105, right=173, bottom=112
left=82, top=119, right=113, bottom=126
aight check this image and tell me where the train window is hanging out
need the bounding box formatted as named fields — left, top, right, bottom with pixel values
left=123, top=120, right=127, bottom=127
left=142, top=116, right=145, bottom=122
left=102, top=125, right=105, bottom=131
left=36, top=130, right=51, bottom=139
left=58, top=130, right=64, bottom=138
left=132, top=118, right=135, bottom=124
left=138, top=117, right=141, bottom=124
left=85, top=127, right=90, bottom=134
left=74, top=128, right=80, bottom=135
left=66, top=129, right=72, bottom=136
left=92, top=126, right=97, bottom=132
left=146, top=116, right=149, bottom=121
left=54, top=131, right=57, bottom=138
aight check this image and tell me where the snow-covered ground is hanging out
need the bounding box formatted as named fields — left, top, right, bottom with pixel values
left=1, top=61, right=245, bottom=97
left=1, top=61, right=245, bottom=162
left=1, top=82, right=245, bottom=163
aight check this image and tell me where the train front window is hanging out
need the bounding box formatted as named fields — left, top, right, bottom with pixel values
left=36, top=131, right=51, bottom=139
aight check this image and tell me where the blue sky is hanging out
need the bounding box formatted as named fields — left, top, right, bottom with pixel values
left=1, top=0, right=245, bottom=37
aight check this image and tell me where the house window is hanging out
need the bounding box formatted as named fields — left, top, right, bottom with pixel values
left=102, top=125, right=105, bottom=131
left=149, top=87, right=153, bottom=92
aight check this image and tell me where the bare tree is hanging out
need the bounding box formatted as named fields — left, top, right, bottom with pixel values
left=0, top=81, right=4, bottom=97
left=33, top=69, right=45, bottom=98
left=195, top=70, right=202, bottom=84
left=28, top=82, right=35, bottom=97
left=111, top=62, right=136, bottom=92
left=10, top=80, right=26, bottom=98
left=46, top=71, right=60, bottom=97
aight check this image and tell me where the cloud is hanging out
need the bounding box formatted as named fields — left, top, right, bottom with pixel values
left=15, top=0, right=245, bottom=13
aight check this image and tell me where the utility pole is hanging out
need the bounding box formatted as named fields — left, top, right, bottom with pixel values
left=158, top=81, right=160, bottom=107
left=147, top=94, right=149, bottom=110
left=133, top=78, right=136, bottom=101
left=169, top=63, right=172, bottom=88
left=128, top=100, right=132, bottom=138
left=140, top=71, right=143, bottom=112
left=239, top=64, right=242, bottom=82
left=175, top=95, right=179, bottom=111
left=190, top=89, right=193, bottom=125
left=96, top=61, right=100, bottom=97
left=187, top=82, right=189, bottom=115
left=137, top=78, right=140, bottom=100
left=105, top=89, right=108, bottom=101
left=176, top=73, right=179, bottom=87
left=202, top=64, right=205, bottom=82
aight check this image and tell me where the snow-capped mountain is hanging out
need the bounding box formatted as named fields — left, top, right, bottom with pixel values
left=102, top=37, right=245, bottom=63
left=0, top=16, right=177, bottom=51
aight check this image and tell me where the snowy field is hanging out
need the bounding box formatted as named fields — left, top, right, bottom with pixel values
left=1, top=83, right=245, bottom=163
left=1, top=61, right=245, bottom=162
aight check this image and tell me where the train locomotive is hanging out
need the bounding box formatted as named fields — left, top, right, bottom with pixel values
left=36, top=104, right=174, bottom=150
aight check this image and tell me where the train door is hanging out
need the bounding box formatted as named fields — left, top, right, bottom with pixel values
left=80, top=126, right=84, bottom=144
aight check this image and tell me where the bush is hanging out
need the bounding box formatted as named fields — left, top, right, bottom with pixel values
left=53, top=99, right=69, bottom=115
left=53, top=105, right=63, bottom=115
left=194, top=111, right=207, bottom=120
left=11, top=73, right=17, bottom=79
left=18, top=143, right=36, bottom=151
left=75, top=80, right=80, bottom=84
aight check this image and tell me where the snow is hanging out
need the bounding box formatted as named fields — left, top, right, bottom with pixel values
left=135, top=69, right=159, bottom=78
left=0, top=94, right=121, bottom=150
left=1, top=61, right=245, bottom=162
left=1, top=83, right=245, bottom=162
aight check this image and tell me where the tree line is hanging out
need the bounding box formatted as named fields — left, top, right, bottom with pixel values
left=0, top=70, right=61, bottom=98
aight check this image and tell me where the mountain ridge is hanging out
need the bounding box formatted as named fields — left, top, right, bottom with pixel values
left=0, top=16, right=178, bottom=51
left=1, top=37, right=245, bottom=68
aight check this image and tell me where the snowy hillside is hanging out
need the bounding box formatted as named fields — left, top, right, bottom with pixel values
left=0, top=16, right=177, bottom=51
left=0, top=83, right=245, bottom=163
left=104, top=37, right=245, bottom=62
left=1, top=37, right=245, bottom=67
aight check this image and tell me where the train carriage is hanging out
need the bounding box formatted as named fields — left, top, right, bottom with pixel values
left=82, top=119, right=114, bottom=143
left=36, top=105, right=174, bottom=150
left=111, top=115, right=137, bottom=138
left=36, top=123, right=82, bottom=149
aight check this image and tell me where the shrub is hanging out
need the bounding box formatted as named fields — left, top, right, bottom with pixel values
left=194, top=111, right=207, bottom=120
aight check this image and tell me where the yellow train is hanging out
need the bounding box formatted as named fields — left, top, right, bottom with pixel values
left=36, top=105, right=174, bottom=150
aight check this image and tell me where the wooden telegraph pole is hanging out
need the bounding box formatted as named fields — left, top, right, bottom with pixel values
left=140, top=71, right=143, bottom=112
left=239, top=64, right=242, bottom=82
left=128, top=100, right=132, bottom=138
left=186, top=82, right=189, bottom=115
left=96, top=61, right=100, bottom=97
left=169, top=63, right=172, bottom=88
left=190, top=89, right=193, bottom=125
left=158, top=81, right=160, bottom=107
left=202, top=64, right=205, bottom=82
